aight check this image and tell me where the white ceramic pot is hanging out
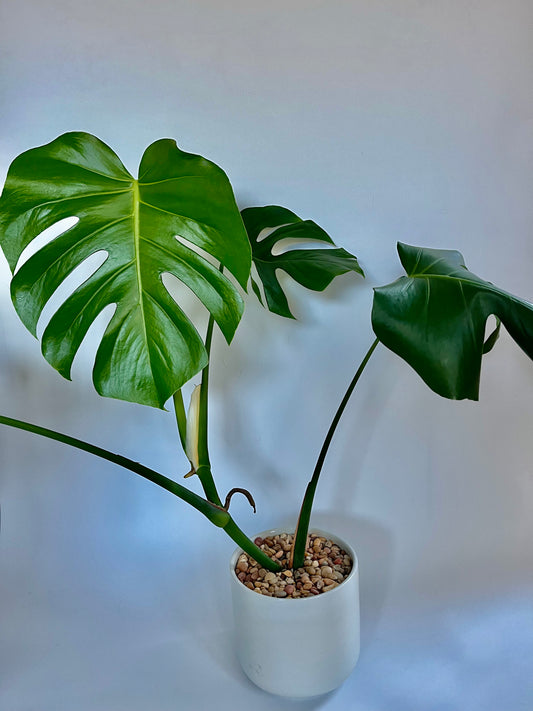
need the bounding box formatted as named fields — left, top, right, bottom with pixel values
left=229, top=528, right=360, bottom=698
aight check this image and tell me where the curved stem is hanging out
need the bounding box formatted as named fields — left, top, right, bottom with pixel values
left=291, top=338, right=379, bottom=568
left=0, top=414, right=230, bottom=528
left=0, top=414, right=282, bottom=571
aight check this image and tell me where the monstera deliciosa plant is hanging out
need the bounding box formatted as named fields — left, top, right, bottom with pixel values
left=1, top=132, right=533, bottom=574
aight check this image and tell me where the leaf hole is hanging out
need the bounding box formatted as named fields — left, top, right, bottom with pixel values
left=271, top=237, right=331, bottom=256
left=14, top=217, right=80, bottom=274
left=68, top=302, right=117, bottom=383
left=36, top=250, right=109, bottom=339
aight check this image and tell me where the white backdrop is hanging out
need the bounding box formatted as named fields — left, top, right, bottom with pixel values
left=1, top=2, right=532, bottom=709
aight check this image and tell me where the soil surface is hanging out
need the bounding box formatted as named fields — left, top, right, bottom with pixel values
left=235, top=532, right=352, bottom=598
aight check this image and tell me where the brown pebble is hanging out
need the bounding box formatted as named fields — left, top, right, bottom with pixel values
left=236, top=531, right=351, bottom=598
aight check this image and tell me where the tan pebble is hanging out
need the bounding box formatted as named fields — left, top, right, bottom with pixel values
left=323, top=547, right=331, bottom=555
left=237, top=571, right=247, bottom=582
left=303, top=582, right=313, bottom=590
left=300, top=573, right=310, bottom=583
left=264, top=571, right=277, bottom=584
left=305, top=566, right=315, bottom=575
left=312, top=560, right=319, bottom=568
left=245, top=582, right=254, bottom=590
left=275, top=589, right=287, bottom=598
left=237, top=560, right=249, bottom=573
left=285, top=585, right=295, bottom=595
left=315, top=579, right=324, bottom=590
left=310, top=587, right=319, bottom=595
left=258, top=568, right=267, bottom=579
left=320, top=566, right=333, bottom=577
left=323, top=578, right=335, bottom=586
left=250, top=571, right=259, bottom=581
left=274, top=550, right=284, bottom=559
left=323, top=583, right=339, bottom=592
left=282, top=570, right=292, bottom=577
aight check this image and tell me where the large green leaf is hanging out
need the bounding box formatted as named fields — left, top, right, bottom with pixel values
left=0, top=132, right=251, bottom=408
left=372, top=242, right=533, bottom=400
left=241, top=205, right=363, bottom=318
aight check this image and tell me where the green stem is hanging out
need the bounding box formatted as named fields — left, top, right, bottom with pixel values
left=192, top=313, right=222, bottom=505
left=222, top=517, right=282, bottom=572
left=0, top=414, right=230, bottom=528
left=292, top=338, right=379, bottom=568
left=0, top=414, right=283, bottom=571
left=172, top=389, right=187, bottom=452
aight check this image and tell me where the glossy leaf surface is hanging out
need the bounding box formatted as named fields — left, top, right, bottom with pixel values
left=241, top=205, right=363, bottom=318
left=0, top=132, right=251, bottom=408
left=372, top=242, right=533, bottom=400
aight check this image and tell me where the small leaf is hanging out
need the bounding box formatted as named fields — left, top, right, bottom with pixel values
left=372, top=243, right=533, bottom=400
left=241, top=205, right=363, bottom=318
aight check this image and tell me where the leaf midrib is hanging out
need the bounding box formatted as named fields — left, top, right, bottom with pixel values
left=132, top=179, right=155, bottom=385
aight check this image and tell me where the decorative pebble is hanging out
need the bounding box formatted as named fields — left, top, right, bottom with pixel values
left=235, top=532, right=352, bottom=599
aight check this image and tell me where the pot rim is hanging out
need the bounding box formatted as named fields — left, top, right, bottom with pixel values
left=229, top=526, right=358, bottom=603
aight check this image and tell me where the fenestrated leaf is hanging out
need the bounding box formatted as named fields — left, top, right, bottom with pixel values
left=372, top=242, right=533, bottom=400
left=241, top=205, right=363, bottom=318
left=0, top=132, right=251, bottom=408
